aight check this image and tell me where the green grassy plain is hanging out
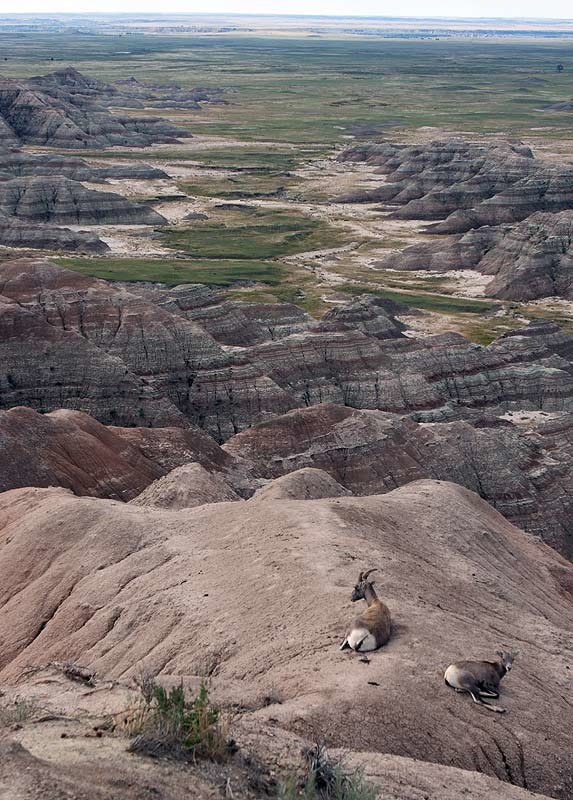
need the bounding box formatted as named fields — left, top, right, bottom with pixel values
left=4, top=32, right=573, bottom=341
left=160, top=208, right=350, bottom=259
left=2, top=33, right=573, bottom=146
left=55, top=256, right=286, bottom=286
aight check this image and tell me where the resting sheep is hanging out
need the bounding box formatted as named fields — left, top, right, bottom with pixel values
left=340, top=569, right=391, bottom=652
left=444, top=650, right=518, bottom=713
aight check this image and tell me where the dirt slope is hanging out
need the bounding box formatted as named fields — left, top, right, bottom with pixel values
left=0, top=480, right=571, bottom=798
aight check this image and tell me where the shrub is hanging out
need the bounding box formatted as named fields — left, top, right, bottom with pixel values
left=0, top=699, right=39, bottom=727
left=127, top=680, right=232, bottom=762
left=278, top=744, right=377, bottom=800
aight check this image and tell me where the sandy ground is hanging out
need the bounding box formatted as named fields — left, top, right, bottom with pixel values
left=499, top=409, right=567, bottom=427
left=438, top=269, right=492, bottom=298
left=81, top=178, right=180, bottom=198
left=524, top=297, right=573, bottom=319
left=67, top=224, right=171, bottom=257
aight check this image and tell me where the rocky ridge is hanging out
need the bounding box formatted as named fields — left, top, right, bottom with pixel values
left=0, top=405, right=249, bottom=501
left=3, top=259, right=573, bottom=442
left=0, top=175, right=166, bottom=226
left=0, top=67, right=212, bottom=252
left=0, top=68, right=195, bottom=149
left=0, top=147, right=170, bottom=252
left=29, top=66, right=225, bottom=113
left=0, top=479, right=571, bottom=799
left=1, top=257, right=572, bottom=556
left=382, top=210, right=573, bottom=301
left=224, top=403, right=573, bottom=559
left=338, top=138, right=573, bottom=300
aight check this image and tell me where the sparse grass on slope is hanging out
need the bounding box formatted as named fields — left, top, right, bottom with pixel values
left=279, top=744, right=377, bottom=800
left=339, top=284, right=497, bottom=314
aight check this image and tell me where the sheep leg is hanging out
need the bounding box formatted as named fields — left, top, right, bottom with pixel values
left=469, top=690, right=506, bottom=713
left=479, top=689, right=499, bottom=698
left=340, top=638, right=350, bottom=651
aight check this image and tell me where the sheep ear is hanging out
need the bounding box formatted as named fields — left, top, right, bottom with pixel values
left=495, top=650, right=504, bottom=658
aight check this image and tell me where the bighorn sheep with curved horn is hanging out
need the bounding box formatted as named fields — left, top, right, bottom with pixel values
left=444, top=650, right=519, bottom=713
left=340, top=569, right=391, bottom=652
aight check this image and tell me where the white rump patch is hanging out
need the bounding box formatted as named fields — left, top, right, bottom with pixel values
left=444, top=664, right=462, bottom=689
left=348, top=628, right=377, bottom=652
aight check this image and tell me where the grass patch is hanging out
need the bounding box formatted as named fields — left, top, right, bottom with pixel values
left=0, top=699, right=39, bottom=727
left=160, top=209, right=349, bottom=260
left=279, top=743, right=377, bottom=800
left=459, top=320, right=524, bottom=345
left=224, top=288, right=280, bottom=303
left=55, top=256, right=286, bottom=287
left=178, top=172, right=296, bottom=199
left=185, top=149, right=301, bottom=171
left=125, top=680, right=232, bottom=762
left=271, top=285, right=326, bottom=316
left=339, top=284, right=496, bottom=314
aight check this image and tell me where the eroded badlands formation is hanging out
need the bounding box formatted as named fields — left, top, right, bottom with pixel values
left=0, top=479, right=572, bottom=799
left=338, top=139, right=573, bottom=300
left=1, top=257, right=572, bottom=559
left=0, top=88, right=573, bottom=799
left=0, top=67, right=218, bottom=149
left=0, top=67, right=214, bottom=251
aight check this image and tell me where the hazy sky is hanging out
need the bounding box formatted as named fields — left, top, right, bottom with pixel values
left=7, top=1, right=573, bottom=19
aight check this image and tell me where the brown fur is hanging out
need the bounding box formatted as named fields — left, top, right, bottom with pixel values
left=444, top=651, right=518, bottom=713
left=341, top=570, right=392, bottom=651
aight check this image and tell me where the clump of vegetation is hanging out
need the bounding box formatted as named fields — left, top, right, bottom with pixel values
left=0, top=698, right=39, bottom=727
left=126, top=679, right=232, bottom=762
left=55, top=256, right=286, bottom=287
left=159, top=209, right=349, bottom=261
left=339, top=283, right=496, bottom=315
left=279, top=744, right=378, bottom=800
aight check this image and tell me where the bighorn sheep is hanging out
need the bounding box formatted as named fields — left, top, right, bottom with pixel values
left=340, top=569, right=391, bottom=652
left=444, top=650, right=518, bottom=713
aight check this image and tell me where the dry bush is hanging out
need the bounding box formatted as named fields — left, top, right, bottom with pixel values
left=123, top=678, right=233, bottom=762
left=0, top=698, right=39, bottom=727
left=279, top=744, right=378, bottom=800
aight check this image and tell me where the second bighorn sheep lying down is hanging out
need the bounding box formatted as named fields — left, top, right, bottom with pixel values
left=340, top=569, right=391, bottom=652
left=444, top=650, right=518, bottom=713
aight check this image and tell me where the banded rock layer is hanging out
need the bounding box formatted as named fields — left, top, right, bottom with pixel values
left=0, top=68, right=191, bottom=149
left=225, top=403, right=573, bottom=558
left=339, top=138, right=573, bottom=300
left=382, top=211, right=573, bottom=301
left=1, top=258, right=572, bottom=554
left=1, top=258, right=573, bottom=440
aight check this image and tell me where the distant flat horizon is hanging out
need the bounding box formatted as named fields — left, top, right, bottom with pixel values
left=1, top=12, right=573, bottom=18
left=2, top=5, right=573, bottom=23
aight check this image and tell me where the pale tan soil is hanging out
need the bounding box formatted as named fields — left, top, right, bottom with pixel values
left=437, top=269, right=492, bottom=298
left=82, top=178, right=181, bottom=198
left=524, top=297, right=573, bottom=320
left=153, top=199, right=203, bottom=224
left=398, top=311, right=469, bottom=338
left=500, top=410, right=566, bottom=427
left=65, top=224, right=170, bottom=257
left=1, top=480, right=571, bottom=799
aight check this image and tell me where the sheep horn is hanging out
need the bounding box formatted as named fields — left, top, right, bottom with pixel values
left=362, top=568, right=378, bottom=580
